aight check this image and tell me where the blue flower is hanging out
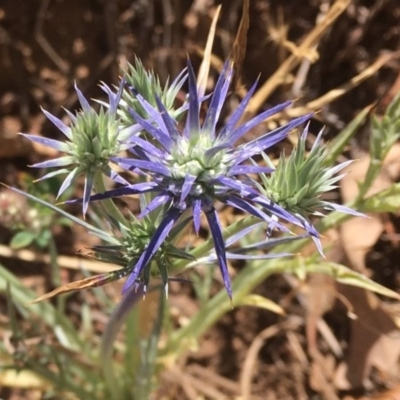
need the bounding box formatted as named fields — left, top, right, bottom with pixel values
left=256, top=125, right=365, bottom=253
left=21, top=81, right=137, bottom=214
left=69, top=60, right=312, bottom=298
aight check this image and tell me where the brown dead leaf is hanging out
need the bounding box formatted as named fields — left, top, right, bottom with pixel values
left=230, top=0, right=249, bottom=88
left=31, top=273, right=118, bottom=303
left=359, top=384, right=400, bottom=400
left=197, top=5, right=221, bottom=98
left=334, top=285, right=400, bottom=390
left=309, top=353, right=339, bottom=400
left=340, top=142, right=400, bottom=273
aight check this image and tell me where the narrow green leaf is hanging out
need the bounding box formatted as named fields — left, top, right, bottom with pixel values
left=2, top=184, right=119, bottom=245
left=314, top=261, right=400, bottom=300
left=363, top=183, right=400, bottom=213
left=235, top=294, right=285, bottom=315
left=325, top=104, right=372, bottom=166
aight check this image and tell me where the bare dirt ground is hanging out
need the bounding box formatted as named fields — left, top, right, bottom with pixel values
left=1, top=1, right=400, bottom=399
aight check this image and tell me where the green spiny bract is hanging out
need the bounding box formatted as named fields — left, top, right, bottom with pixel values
left=118, top=57, right=187, bottom=127
left=258, top=126, right=352, bottom=217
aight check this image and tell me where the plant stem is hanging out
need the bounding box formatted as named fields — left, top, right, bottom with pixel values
left=93, top=172, right=126, bottom=225
left=163, top=201, right=358, bottom=359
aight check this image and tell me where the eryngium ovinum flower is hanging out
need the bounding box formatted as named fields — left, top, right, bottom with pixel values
left=87, top=206, right=193, bottom=292
left=21, top=81, right=135, bottom=214
left=76, top=60, right=315, bottom=299
left=114, top=56, right=187, bottom=127
left=256, top=125, right=364, bottom=253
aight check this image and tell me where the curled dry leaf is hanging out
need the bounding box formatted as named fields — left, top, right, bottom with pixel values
left=334, top=142, right=400, bottom=390
left=339, top=142, right=400, bottom=273
left=31, top=273, right=119, bottom=303
left=334, top=285, right=400, bottom=390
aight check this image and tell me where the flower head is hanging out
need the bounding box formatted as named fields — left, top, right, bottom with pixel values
left=73, top=60, right=313, bottom=298
left=256, top=125, right=364, bottom=253
left=22, top=81, right=135, bottom=214
left=116, top=57, right=187, bottom=126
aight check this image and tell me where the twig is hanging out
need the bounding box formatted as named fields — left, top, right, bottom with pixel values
left=34, top=0, right=70, bottom=74
left=291, top=1, right=330, bottom=97
left=240, top=317, right=303, bottom=399
left=0, top=244, right=117, bottom=274
left=102, top=0, right=119, bottom=82
left=243, top=0, right=351, bottom=119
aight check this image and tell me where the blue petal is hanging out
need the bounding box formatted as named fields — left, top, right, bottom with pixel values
left=224, top=221, right=265, bottom=247
left=301, top=121, right=310, bottom=142
left=41, top=108, right=73, bottom=140
left=155, top=96, right=181, bottom=142
left=223, top=101, right=292, bottom=145
left=105, top=168, right=130, bottom=186
left=213, top=175, right=257, bottom=196
left=112, top=78, right=125, bottom=114
left=136, top=94, right=169, bottom=133
left=111, top=157, right=171, bottom=177
left=192, top=198, right=202, bottom=234
left=234, top=114, right=312, bottom=164
left=204, top=144, right=232, bottom=162
left=128, top=134, right=166, bottom=159
left=224, top=252, right=292, bottom=260
left=83, top=173, right=95, bottom=215
left=205, top=208, right=232, bottom=299
left=203, top=61, right=233, bottom=138
left=74, top=82, right=91, bottom=112
left=31, top=156, right=74, bottom=169
left=21, top=133, right=69, bottom=152
left=234, top=234, right=307, bottom=252
left=217, top=79, right=259, bottom=142
left=98, top=82, right=116, bottom=111
left=311, top=126, right=324, bottom=150
left=322, top=202, right=365, bottom=217
left=122, top=207, right=183, bottom=294
left=65, top=182, right=159, bottom=204
left=179, top=174, right=196, bottom=207
left=62, top=107, right=78, bottom=125
left=128, top=107, right=173, bottom=151
left=34, top=168, right=70, bottom=182
left=228, top=165, right=274, bottom=176
left=250, top=194, right=305, bottom=229
left=169, top=67, right=187, bottom=95
left=223, top=194, right=290, bottom=232
left=184, top=60, right=200, bottom=138
left=138, top=193, right=172, bottom=219
left=57, top=168, right=81, bottom=199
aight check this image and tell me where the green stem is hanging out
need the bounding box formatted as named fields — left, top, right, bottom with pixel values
left=163, top=200, right=359, bottom=358
left=172, top=216, right=261, bottom=273
left=93, top=172, right=126, bottom=225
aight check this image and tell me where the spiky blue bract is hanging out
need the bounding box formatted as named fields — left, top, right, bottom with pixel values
left=21, top=81, right=137, bottom=214
left=256, top=124, right=365, bottom=253
left=69, top=59, right=313, bottom=299
left=114, top=56, right=188, bottom=127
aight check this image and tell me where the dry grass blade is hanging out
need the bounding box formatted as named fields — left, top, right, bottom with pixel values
left=30, top=274, right=116, bottom=303
left=230, top=0, right=249, bottom=88
left=240, top=318, right=302, bottom=399
left=306, top=52, right=397, bottom=110
left=197, top=5, right=221, bottom=97
left=253, top=51, right=398, bottom=123
left=243, top=0, right=351, bottom=119
left=0, top=243, right=118, bottom=274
